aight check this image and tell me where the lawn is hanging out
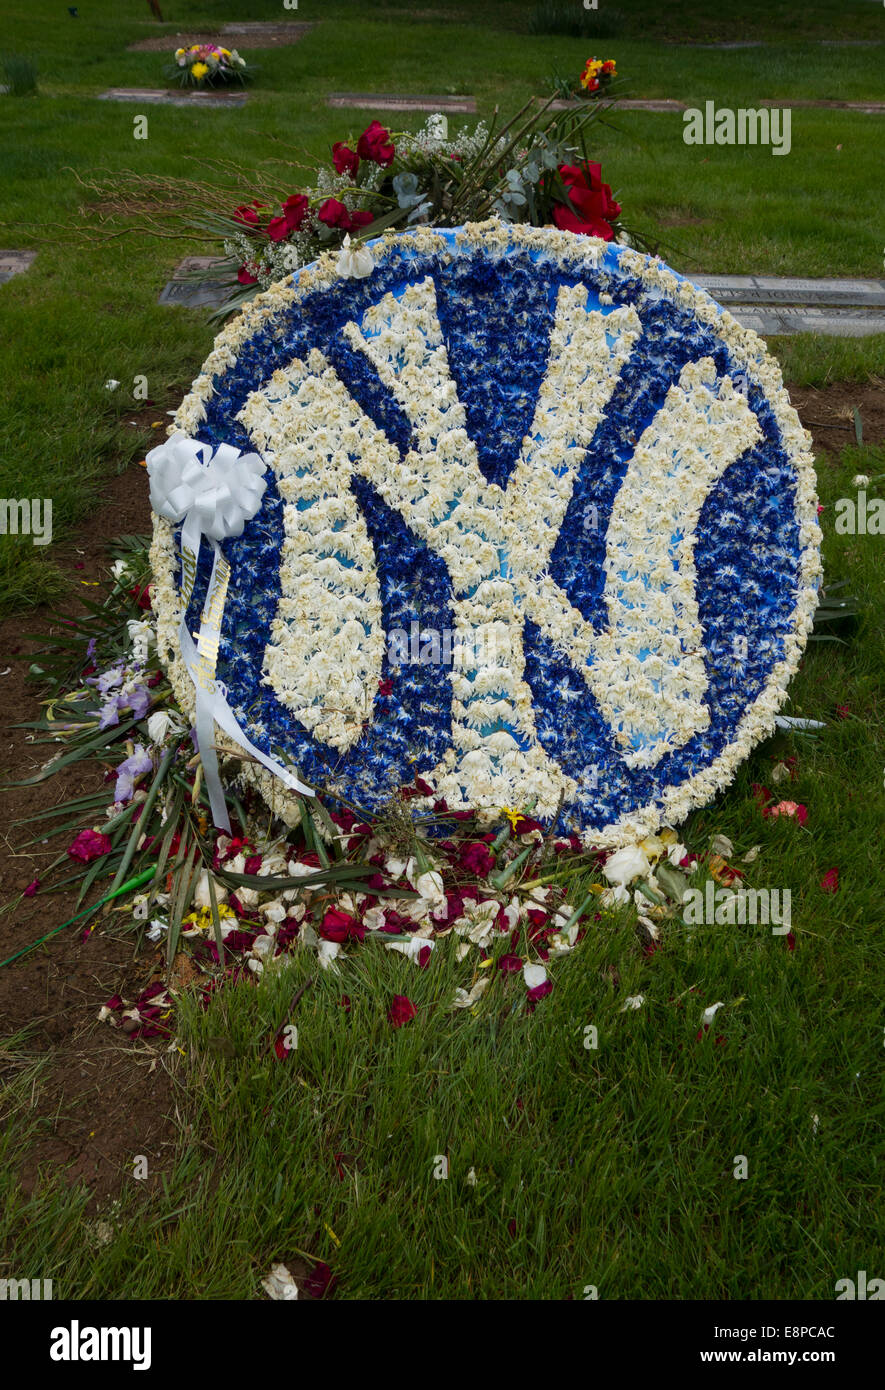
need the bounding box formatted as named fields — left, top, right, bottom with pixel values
left=0, top=0, right=883, bottom=1304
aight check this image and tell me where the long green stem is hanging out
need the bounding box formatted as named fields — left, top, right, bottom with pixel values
left=0, top=865, right=158, bottom=972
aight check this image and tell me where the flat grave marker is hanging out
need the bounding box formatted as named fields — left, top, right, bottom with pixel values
left=158, top=256, right=229, bottom=308
left=99, top=87, right=248, bottom=107
left=0, top=250, right=37, bottom=284
left=693, top=275, right=885, bottom=308
left=328, top=92, right=477, bottom=113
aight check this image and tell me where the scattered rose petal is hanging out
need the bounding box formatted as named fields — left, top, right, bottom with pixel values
left=387, top=994, right=417, bottom=1027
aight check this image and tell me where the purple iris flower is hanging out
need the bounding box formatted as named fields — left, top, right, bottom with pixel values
left=114, top=745, right=153, bottom=803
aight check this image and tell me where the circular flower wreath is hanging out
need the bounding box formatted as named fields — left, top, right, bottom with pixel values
left=150, top=220, right=822, bottom=847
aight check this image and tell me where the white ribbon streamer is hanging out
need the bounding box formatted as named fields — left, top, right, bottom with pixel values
left=147, top=433, right=314, bottom=831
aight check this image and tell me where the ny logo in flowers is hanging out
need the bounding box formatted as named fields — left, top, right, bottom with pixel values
left=157, top=227, right=820, bottom=842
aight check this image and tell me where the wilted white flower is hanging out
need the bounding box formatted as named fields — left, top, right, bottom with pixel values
left=523, top=962, right=547, bottom=990
left=451, top=977, right=490, bottom=1010
left=415, top=870, right=445, bottom=903
left=337, top=233, right=375, bottom=279
left=192, top=870, right=227, bottom=910
left=317, top=939, right=341, bottom=971
left=261, top=1264, right=299, bottom=1301
left=599, top=884, right=630, bottom=909
left=386, top=936, right=435, bottom=964
left=603, top=845, right=651, bottom=887
left=127, top=618, right=154, bottom=665
left=701, top=1001, right=724, bottom=1027
left=620, top=994, right=644, bottom=1011
left=146, top=709, right=184, bottom=745
left=852, top=474, right=870, bottom=488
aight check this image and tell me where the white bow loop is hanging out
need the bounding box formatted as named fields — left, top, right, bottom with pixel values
left=147, top=431, right=267, bottom=542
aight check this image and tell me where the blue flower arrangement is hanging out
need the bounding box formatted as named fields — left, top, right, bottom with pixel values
left=152, top=223, right=822, bottom=846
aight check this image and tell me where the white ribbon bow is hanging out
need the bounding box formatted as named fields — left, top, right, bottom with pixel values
left=147, top=431, right=313, bottom=831
left=147, top=432, right=267, bottom=541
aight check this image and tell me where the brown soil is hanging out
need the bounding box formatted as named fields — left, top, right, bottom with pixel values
left=0, top=378, right=881, bottom=1211
left=0, top=458, right=170, bottom=1211
left=788, top=381, right=885, bottom=460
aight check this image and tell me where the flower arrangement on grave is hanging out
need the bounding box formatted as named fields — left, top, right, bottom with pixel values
left=193, top=104, right=639, bottom=316
left=578, top=57, right=617, bottom=97
left=167, top=43, right=252, bottom=88
left=20, top=85, right=830, bottom=1029
left=76, top=87, right=646, bottom=320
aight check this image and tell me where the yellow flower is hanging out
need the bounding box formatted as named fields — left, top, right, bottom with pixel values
left=191, top=61, right=209, bottom=79
left=174, top=48, right=184, bottom=58
left=501, top=806, right=521, bottom=830
left=183, top=903, right=238, bottom=931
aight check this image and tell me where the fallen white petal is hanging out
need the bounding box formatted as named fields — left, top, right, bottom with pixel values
left=620, top=994, right=644, bottom=1011
left=262, top=1263, right=299, bottom=1301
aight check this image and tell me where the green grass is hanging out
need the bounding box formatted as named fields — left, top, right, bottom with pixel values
left=1, top=0, right=884, bottom=1301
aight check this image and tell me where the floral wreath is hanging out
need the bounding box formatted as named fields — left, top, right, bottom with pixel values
left=150, top=220, right=822, bottom=847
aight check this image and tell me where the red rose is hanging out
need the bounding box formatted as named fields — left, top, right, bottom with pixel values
left=317, top=198, right=373, bottom=233
left=332, top=141, right=359, bottom=177
left=387, top=994, right=417, bottom=1027
left=281, top=193, right=308, bottom=230
left=459, top=841, right=496, bottom=878
left=552, top=161, right=621, bottom=241
left=303, top=1260, right=338, bottom=1300
left=512, top=815, right=543, bottom=836
left=68, top=828, right=113, bottom=863
left=237, top=264, right=258, bottom=286
left=318, top=197, right=349, bottom=229
left=233, top=199, right=266, bottom=229
left=348, top=208, right=374, bottom=230
left=820, top=867, right=839, bottom=894
left=320, top=908, right=365, bottom=943
left=526, top=979, right=553, bottom=1002
left=266, top=193, right=309, bottom=243
left=128, top=581, right=153, bottom=610
left=357, top=119, right=395, bottom=167
left=24, top=878, right=40, bottom=898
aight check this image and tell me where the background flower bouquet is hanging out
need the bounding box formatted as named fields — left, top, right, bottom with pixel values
left=167, top=43, right=253, bottom=88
